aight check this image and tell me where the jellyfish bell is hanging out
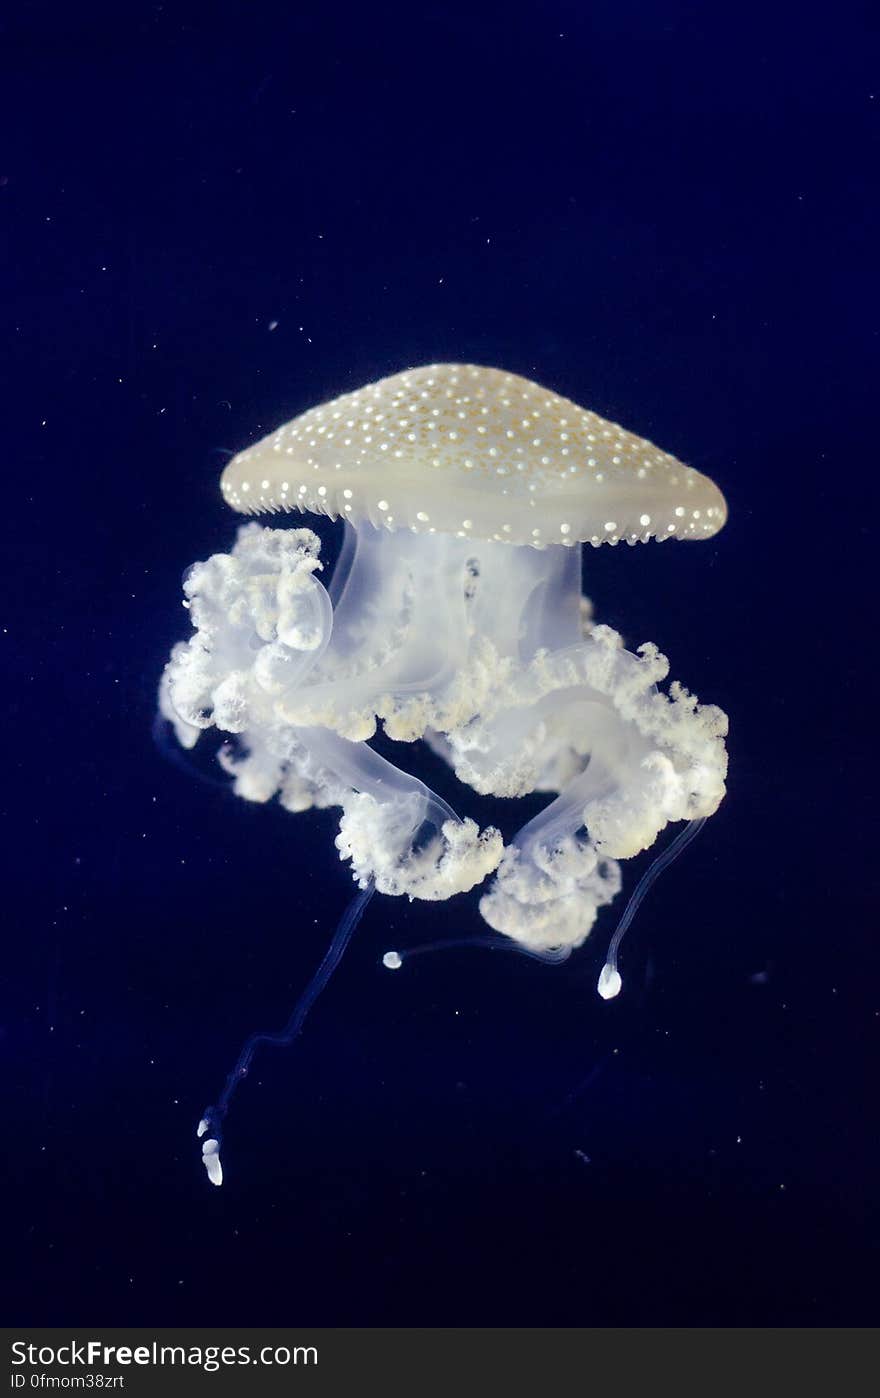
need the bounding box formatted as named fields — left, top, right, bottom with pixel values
left=159, top=363, right=728, bottom=1183
left=219, top=362, right=726, bottom=544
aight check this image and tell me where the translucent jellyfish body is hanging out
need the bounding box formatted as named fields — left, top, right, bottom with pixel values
left=159, top=364, right=729, bottom=1181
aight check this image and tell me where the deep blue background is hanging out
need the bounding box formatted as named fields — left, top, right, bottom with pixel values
left=2, top=0, right=877, bottom=1325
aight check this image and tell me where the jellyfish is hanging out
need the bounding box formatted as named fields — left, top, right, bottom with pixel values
left=159, top=363, right=728, bottom=1183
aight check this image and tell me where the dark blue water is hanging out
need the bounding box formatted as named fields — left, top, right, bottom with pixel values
left=3, top=0, right=877, bottom=1325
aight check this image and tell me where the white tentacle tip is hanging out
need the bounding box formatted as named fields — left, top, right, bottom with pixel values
left=597, top=964, right=622, bottom=1000
left=196, top=1117, right=210, bottom=1138
left=201, top=1136, right=223, bottom=1187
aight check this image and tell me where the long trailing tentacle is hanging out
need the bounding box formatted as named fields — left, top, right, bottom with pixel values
left=197, top=879, right=375, bottom=1186
left=381, top=936, right=571, bottom=970
left=597, top=817, right=707, bottom=1000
